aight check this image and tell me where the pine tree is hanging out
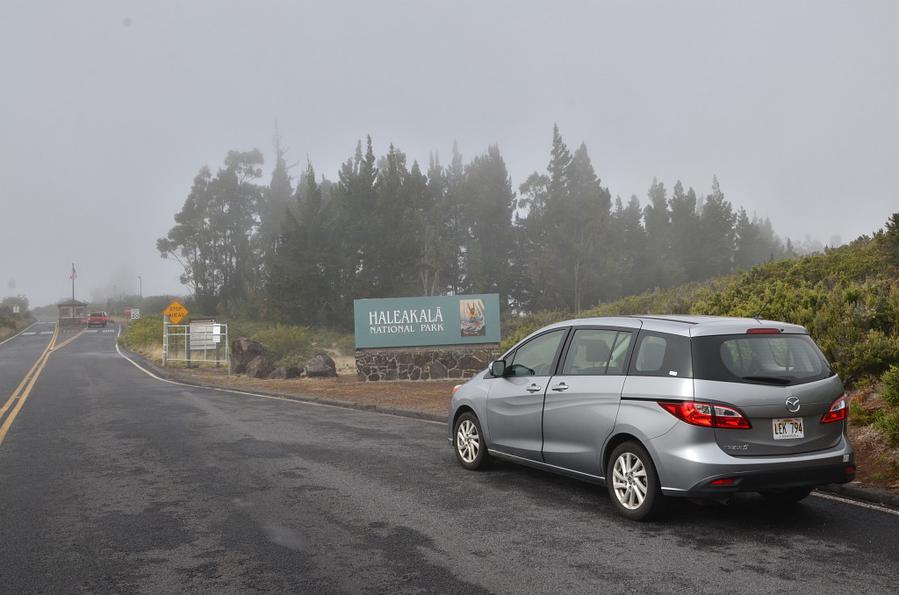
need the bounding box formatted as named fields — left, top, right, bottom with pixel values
left=699, top=176, right=736, bottom=278
left=461, top=145, right=516, bottom=299
left=668, top=181, right=701, bottom=284
left=643, top=178, right=671, bottom=288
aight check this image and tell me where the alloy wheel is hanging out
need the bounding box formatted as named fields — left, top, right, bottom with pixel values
left=456, top=419, right=480, bottom=464
left=612, top=452, right=648, bottom=510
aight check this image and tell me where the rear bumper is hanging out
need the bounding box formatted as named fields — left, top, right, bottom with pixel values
left=648, top=424, right=855, bottom=497
left=676, top=461, right=854, bottom=497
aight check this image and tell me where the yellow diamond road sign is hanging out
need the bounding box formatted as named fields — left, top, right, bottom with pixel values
left=163, top=300, right=189, bottom=324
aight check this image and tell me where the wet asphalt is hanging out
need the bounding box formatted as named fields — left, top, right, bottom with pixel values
left=0, top=327, right=897, bottom=594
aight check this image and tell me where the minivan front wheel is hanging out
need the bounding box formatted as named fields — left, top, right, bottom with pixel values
left=453, top=412, right=489, bottom=470
left=607, top=441, right=663, bottom=521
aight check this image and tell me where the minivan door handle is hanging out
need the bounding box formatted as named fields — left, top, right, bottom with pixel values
left=551, top=382, right=569, bottom=392
left=525, top=383, right=543, bottom=393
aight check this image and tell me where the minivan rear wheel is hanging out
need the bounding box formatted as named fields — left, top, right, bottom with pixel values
left=607, top=441, right=663, bottom=521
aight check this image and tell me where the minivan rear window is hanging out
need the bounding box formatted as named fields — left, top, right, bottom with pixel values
left=692, top=334, right=834, bottom=385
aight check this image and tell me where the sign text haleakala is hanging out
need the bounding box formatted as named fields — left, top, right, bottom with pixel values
left=369, top=307, right=445, bottom=334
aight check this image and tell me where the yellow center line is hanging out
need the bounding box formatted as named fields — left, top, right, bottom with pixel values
left=0, top=326, right=58, bottom=421
left=0, top=325, right=60, bottom=446
left=51, top=330, right=83, bottom=352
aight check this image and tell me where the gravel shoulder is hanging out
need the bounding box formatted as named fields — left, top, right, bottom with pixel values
left=125, top=348, right=456, bottom=421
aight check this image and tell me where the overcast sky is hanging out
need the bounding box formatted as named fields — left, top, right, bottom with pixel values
left=2, top=0, right=897, bottom=307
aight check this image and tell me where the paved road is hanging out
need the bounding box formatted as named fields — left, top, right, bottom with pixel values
left=0, top=328, right=897, bottom=594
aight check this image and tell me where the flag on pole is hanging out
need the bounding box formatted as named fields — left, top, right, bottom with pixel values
left=70, top=263, right=77, bottom=280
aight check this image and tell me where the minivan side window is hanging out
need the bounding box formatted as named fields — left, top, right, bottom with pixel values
left=507, top=330, right=567, bottom=377
left=561, top=329, right=633, bottom=375
left=628, top=331, right=692, bottom=378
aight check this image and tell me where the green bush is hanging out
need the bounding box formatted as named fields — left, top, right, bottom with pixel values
left=882, top=365, right=899, bottom=408
left=121, top=316, right=164, bottom=349
left=250, top=324, right=314, bottom=364
left=874, top=409, right=899, bottom=446
left=849, top=401, right=879, bottom=427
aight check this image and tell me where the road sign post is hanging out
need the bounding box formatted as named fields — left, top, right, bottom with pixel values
left=162, top=319, right=168, bottom=367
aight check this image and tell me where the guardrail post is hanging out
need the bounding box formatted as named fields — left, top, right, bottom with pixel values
left=185, top=325, right=191, bottom=368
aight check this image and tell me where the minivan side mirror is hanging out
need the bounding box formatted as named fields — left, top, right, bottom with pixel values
left=490, top=359, right=507, bottom=377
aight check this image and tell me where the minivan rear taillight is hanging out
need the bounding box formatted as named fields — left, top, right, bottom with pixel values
left=820, top=395, right=848, bottom=423
left=658, top=401, right=752, bottom=430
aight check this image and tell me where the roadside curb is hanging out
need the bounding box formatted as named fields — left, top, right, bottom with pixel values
left=817, top=483, right=899, bottom=510
left=118, top=344, right=448, bottom=424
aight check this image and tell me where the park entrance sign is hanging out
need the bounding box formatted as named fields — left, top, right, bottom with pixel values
left=353, top=294, right=501, bottom=349
left=354, top=294, right=502, bottom=381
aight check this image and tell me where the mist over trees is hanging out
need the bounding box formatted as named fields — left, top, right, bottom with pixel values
left=158, top=126, right=795, bottom=329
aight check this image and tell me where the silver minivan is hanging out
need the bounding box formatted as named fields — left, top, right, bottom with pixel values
left=448, top=315, right=855, bottom=520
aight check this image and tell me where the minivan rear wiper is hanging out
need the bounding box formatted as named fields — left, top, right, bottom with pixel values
left=741, top=375, right=793, bottom=385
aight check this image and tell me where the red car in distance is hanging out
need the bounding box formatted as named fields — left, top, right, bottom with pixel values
left=87, top=311, right=109, bottom=328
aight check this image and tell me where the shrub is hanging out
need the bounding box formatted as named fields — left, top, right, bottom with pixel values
left=882, top=365, right=899, bottom=408
left=849, top=400, right=879, bottom=427
left=874, top=410, right=899, bottom=446
left=121, top=316, right=163, bottom=349
left=251, top=324, right=314, bottom=363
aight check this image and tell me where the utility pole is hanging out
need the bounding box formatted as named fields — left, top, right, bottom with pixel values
left=138, top=276, right=143, bottom=300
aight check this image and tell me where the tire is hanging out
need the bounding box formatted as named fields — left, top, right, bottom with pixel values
left=760, top=486, right=813, bottom=504
left=606, top=441, right=664, bottom=521
left=453, top=412, right=489, bottom=470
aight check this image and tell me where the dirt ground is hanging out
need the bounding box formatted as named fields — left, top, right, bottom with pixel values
left=167, top=366, right=458, bottom=418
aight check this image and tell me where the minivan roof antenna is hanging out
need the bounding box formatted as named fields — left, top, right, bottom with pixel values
left=755, top=293, right=774, bottom=321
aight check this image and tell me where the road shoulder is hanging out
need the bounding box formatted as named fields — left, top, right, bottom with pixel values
left=117, top=344, right=449, bottom=423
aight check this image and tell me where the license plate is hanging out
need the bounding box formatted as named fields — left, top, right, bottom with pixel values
left=772, top=417, right=804, bottom=440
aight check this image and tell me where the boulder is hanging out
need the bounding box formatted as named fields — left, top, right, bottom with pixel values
left=269, top=366, right=302, bottom=380
left=231, top=337, right=267, bottom=374
left=245, top=355, right=275, bottom=379
left=303, top=353, right=337, bottom=378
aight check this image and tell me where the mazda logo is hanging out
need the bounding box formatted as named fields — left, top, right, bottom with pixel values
left=785, top=396, right=801, bottom=413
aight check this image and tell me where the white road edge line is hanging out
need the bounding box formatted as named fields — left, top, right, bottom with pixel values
left=811, top=491, right=899, bottom=516
left=113, top=337, right=446, bottom=426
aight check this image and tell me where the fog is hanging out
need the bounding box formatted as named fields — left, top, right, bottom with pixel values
left=1, top=0, right=897, bottom=307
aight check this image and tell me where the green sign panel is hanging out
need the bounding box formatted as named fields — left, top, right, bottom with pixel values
left=354, top=294, right=501, bottom=349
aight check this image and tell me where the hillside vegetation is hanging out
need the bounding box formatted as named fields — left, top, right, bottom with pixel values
left=506, top=215, right=899, bottom=383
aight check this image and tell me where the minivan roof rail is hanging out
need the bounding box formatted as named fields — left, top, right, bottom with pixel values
left=623, top=315, right=700, bottom=325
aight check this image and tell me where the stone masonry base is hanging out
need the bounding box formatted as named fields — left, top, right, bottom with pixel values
left=355, top=344, right=501, bottom=381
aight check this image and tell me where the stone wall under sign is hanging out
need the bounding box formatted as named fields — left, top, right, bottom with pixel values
left=355, top=344, right=502, bottom=381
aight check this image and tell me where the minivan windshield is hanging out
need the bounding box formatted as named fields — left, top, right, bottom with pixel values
left=692, top=334, right=834, bottom=386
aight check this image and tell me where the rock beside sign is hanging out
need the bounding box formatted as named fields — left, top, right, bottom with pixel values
left=303, top=353, right=337, bottom=378
left=269, top=365, right=303, bottom=380
left=245, top=355, right=275, bottom=379
left=231, top=338, right=268, bottom=374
